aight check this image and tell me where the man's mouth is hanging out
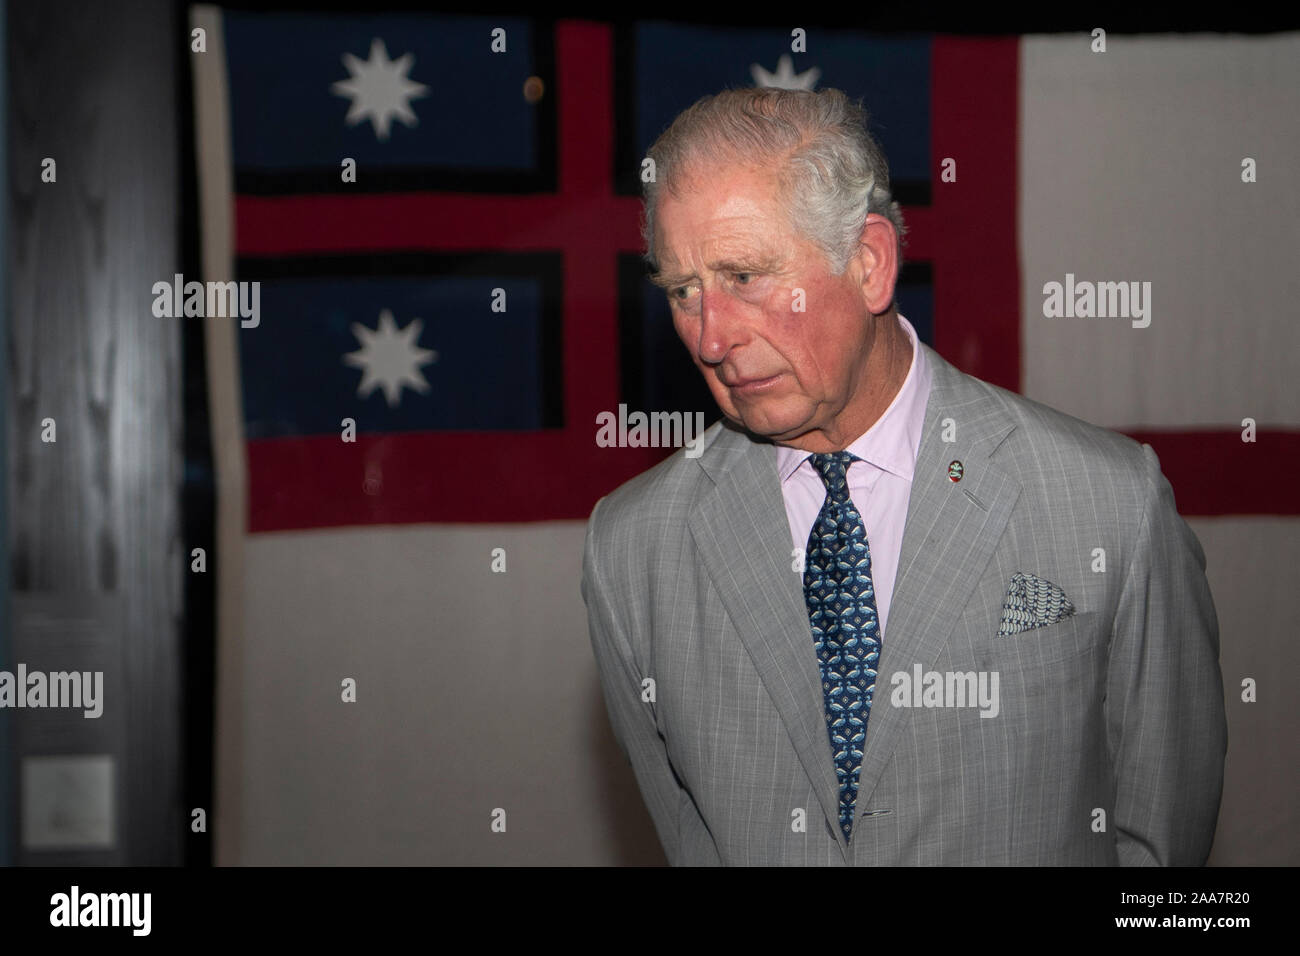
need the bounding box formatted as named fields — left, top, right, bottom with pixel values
left=728, top=373, right=782, bottom=392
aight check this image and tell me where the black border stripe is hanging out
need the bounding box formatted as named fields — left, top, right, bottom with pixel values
left=205, top=1, right=1300, bottom=33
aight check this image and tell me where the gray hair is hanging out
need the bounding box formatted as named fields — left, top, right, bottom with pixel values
left=641, top=86, right=907, bottom=277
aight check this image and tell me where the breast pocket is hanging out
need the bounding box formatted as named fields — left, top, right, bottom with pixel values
left=979, top=610, right=1105, bottom=721
left=984, top=610, right=1101, bottom=670
left=975, top=610, right=1110, bottom=839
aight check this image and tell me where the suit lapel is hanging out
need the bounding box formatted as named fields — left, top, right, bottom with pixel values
left=853, top=345, right=1022, bottom=808
left=685, top=346, right=1022, bottom=849
left=688, top=422, right=851, bottom=853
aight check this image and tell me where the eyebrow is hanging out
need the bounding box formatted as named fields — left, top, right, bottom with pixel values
left=648, top=253, right=784, bottom=290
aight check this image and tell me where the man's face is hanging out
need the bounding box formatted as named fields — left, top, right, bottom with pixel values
left=652, top=160, right=878, bottom=445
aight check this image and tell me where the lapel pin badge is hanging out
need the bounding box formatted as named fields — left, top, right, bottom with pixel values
left=947, top=460, right=964, bottom=482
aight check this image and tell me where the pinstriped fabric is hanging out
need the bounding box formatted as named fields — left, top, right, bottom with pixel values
left=582, top=342, right=1226, bottom=866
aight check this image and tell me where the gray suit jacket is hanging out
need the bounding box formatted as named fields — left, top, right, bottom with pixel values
left=581, top=343, right=1227, bottom=865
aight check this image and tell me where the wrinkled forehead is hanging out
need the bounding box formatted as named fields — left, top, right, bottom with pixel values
left=653, top=209, right=784, bottom=283
left=653, top=156, right=792, bottom=251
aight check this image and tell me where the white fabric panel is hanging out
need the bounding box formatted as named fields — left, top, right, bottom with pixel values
left=1192, top=518, right=1300, bottom=865
left=1019, top=34, right=1300, bottom=428
left=232, top=522, right=659, bottom=864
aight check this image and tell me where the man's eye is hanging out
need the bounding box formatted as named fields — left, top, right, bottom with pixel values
left=733, top=272, right=756, bottom=285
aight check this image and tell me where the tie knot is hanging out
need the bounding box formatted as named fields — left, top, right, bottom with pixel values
left=808, top=451, right=858, bottom=502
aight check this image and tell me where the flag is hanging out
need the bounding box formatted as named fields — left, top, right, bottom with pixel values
left=191, top=9, right=1298, bottom=864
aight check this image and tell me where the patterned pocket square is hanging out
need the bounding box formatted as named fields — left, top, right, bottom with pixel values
left=996, top=571, right=1075, bottom=637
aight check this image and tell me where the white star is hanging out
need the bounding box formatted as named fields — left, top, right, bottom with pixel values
left=343, top=309, right=438, bottom=408
left=750, top=54, right=821, bottom=91
left=330, top=38, right=430, bottom=141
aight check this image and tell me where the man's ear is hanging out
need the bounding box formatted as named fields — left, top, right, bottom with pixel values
left=852, top=214, right=899, bottom=315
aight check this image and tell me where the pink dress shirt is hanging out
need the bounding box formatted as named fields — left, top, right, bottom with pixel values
left=775, top=313, right=933, bottom=641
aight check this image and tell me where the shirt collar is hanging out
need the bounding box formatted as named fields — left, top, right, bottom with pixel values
left=775, top=312, right=930, bottom=484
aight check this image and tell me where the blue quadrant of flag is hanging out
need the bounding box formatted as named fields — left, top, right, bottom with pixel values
left=223, top=12, right=536, bottom=171
left=237, top=275, right=546, bottom=436
left=633, top=25, right=930, bottom=185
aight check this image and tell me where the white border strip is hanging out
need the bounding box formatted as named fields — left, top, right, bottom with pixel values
left=190, top=3, right=246, bottom=867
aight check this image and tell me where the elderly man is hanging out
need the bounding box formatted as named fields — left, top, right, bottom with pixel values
left=581, top=87, right=1226, bottom=865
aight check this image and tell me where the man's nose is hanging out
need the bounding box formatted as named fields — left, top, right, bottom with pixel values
left=695, top=287, right=744, bottom=365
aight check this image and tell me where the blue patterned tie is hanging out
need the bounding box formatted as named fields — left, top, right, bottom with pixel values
left=802, top=451, right=881, bottom=843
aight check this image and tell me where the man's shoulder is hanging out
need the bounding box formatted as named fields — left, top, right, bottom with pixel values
left=935, top=361, right=1159, bottom=530
left=584, top=417, right=734, bottom=544
left=939, top=353, right=1153, bottom=492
